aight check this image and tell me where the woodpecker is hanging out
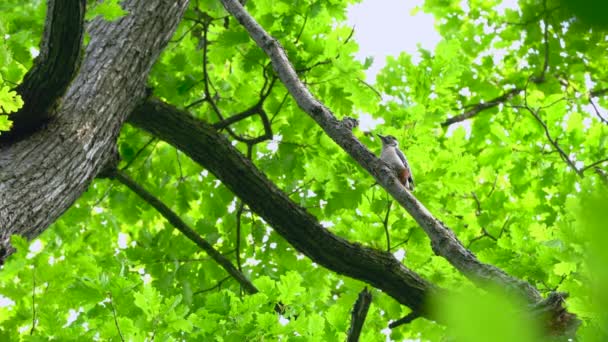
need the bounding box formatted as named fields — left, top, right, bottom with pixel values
left=377, top=134, right=414, bottom=191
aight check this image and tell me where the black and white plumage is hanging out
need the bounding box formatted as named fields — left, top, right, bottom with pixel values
left=377, top=134, right=414, bottom=191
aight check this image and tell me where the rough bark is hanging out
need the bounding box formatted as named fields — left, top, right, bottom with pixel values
left=1, top=0, right=86, bottom=142
left=0, top=0, right=190, bottom=261
left=128, top=98, right=436, bottom=316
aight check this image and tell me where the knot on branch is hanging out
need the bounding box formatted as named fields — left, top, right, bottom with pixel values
left=341, top=116, right=359, bottom=131
left=530, top=292, right=580, bottom=337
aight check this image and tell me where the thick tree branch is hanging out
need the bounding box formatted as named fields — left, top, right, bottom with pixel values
left=1, top=0, right=86, bottom=143
left=109, top=169, right=258, bottom=294
left=346, top=287, right=372, bottom=342
left=0, top=0, right=190, bottom=262
left=219, top=0, right=542, bottom=303
left=127, top=98, right=436, bottom=317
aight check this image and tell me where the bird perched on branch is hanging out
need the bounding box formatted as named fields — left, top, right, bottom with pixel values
left=377, top=134, right=414, bottom=191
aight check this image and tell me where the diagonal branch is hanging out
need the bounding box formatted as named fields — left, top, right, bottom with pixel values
left=442, top=88, right=523, bottom=127
left=219, top=0, right=543, bottom=303
left=590, top=87, right=608, bottom=97
left=389, top=311, right=420, bottom=329
left=107, top=292, right=125, bottom=342
left=1, top=0, right=86, bottom=143
left=512, top=104, right=583, bottom=177
left=109, top=169, right=258, bottom=294
left=587, top=97, right=608, bottom=124
left=127, top=98, right=435, bottom=316
left=582, top=158, right=608, bottom=173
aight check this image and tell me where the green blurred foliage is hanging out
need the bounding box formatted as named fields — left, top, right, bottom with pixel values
left=0, top=0, right=607, bottom=340
left=432, top=286, right=542, bottom=342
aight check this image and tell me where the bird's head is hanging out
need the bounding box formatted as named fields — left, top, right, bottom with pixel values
left=377, top=134, right=399, bottom=147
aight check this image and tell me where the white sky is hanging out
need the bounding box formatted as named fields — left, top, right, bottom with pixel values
left=347, top=0, right=520, bottom=82
left=346, top=0, right=521, bottom=135
left=347, top=0, right=440, bottom=82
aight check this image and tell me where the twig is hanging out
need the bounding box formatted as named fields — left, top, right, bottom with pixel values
left=595, top=167, right=608, bottom=186
left=388, top=311, right=419, bottom=329
left=346, top=287, right=372, bottom=342
left=120, top=137, right=157, bottom=171
left=383, top=200, right=392, bottom=252
left=107, top=292, right=125, bottom=342
left=441, top=88, right=522, bottom=126
left=294, top=10, right=309, bottom=44
left=512, top=104, right=583, bottom=177
left=287, top=178, right=316, bottom=197
left=486, top=175, right=498, bottom=198
left=30, top=269, right=36, bottom=335
left=357, top=78, right=382, bottom=100
left=536, top=1, right=550, bottom=83
left=111, top=169, right=258, bottom=294
left=590, top=87, right=608, bottom=97
left=213, top=105, right=261, bottom=130
left=193, top=276, right=232, bottom=295
left=539, top=274, right=566, bottom=292
left=235, top=201, right=245, bottom=273
left=390, top=236, right=410, bottom=251
left=471, top=192, right=482, bottom=216
left=582, top=158, right=608, bottom=172
left=587, top=97, right=608, bottom=124
left=497, top=215, right=511, bottom=239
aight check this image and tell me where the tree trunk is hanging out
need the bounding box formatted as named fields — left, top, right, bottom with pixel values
left=0, top=0, right=190, bottom=260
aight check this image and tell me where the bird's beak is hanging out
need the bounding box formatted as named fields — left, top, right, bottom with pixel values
left=376, top=133, right=384, bottom=139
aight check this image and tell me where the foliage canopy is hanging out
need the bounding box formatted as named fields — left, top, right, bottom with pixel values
left=0, top=0, right=606, bottom=340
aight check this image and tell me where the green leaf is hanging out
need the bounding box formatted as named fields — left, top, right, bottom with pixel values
left=86, top=0, right=128, bottom=21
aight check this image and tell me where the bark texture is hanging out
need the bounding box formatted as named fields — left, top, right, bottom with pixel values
left=0, top=0, right=190, bottom=261
left=1, top=0, right=86, bottom=142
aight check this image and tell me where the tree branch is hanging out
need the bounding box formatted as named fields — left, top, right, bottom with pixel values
left=219, top=0, right=543, bottom=303
left=0, top=0, right=190, bottom=262
left=30, top=269, right=36, bottom=335
left=587, top=97, right=608, bottom=124
left=1, top=0, right=86, bottom=143
left=107, top=292, right=125, bottom=342
left=127, top=98, right=435, bottom=317
left=442, top=88, right=523, bottom=127
left=382, top=200, right=392, bottom=252
left=590, top=87, right=608, bottom=97
left=389, top=311, right=419, bottom=329
left=110, top=169, right=258, bottom=294
left=235, top=201, right=245, bottom=273
left=582, top=158, right=608, bottom=173
left=193, top=276, right=232, bottom=295
left=346, top=287, right=372, bottom=342
left=512, top=104, right=583, bottom=177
